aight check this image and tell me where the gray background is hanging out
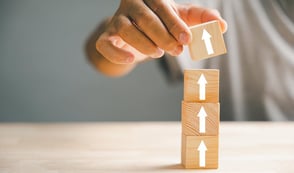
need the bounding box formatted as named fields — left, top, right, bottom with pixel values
left=0, top=0, right=183, bottom=122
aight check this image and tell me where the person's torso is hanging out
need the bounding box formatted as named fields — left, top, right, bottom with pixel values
left=177, top=0, right=294, bottom=120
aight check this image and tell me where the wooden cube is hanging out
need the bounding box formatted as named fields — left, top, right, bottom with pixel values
left=182, top=101, right=219, bottom=136
left=189, top=20, right=227, bottom=61
left=183, top=69, right=219, bottom=102
left=182, top=135, right=219, bottom=169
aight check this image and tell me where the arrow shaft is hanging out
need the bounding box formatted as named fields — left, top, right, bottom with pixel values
left=199, top=84, right=206, bottom=100
left=199, top=117, right=206, bottom=133
left=199, top=151, right=206, bottom=167
left=204, top=39, right=214, bottom=55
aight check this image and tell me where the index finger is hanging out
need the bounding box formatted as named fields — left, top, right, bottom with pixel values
left=144, top=0, right=192, bottom=45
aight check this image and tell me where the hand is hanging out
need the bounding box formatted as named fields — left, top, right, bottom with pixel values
left=96, top=0, right=227, bottom=65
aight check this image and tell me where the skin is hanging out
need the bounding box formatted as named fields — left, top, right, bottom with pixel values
left=91, top=0, right=227, bottom=77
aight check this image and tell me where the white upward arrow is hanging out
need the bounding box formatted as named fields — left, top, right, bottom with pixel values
left=197, top=106, right=207, bottom=133
left=202, top=29, right=214, bottom=55
left=197, top=140, right=207, bottom=167
left=197, top=74, right=207, bottom=100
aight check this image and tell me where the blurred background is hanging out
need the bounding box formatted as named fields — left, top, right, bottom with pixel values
left=0, top=0, right=183, bottom=121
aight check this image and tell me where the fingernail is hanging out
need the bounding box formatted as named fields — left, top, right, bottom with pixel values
left=171, top=46, right=183, bottom=56
left=179, top=32, right=190, bottom=44
left=125, top=57, right=134, bottom=63
left=222, top=20, right=228, bottom=33
left=211, top=9, right=221, bottom=17
left=151, top=48, right=164, bottom=58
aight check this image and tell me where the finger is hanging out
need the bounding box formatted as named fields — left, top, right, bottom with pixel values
left=127, top=1, right=182, bottom=56
left=96, top=33, right=135, bottom=64
left=200, top=9, right=227, bottom=33
left=144, top=0, right=192, bottom=45
left=113, top=15, right=164, bottom=58
left=177, top=4, right=228, bottom=33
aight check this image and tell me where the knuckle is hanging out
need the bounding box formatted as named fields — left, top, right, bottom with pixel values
left=132, top=11, right=152, bottom=28
left=145, top=0, right=165, bottom=12
left=146, top=18, right=159, bottom=29
left=145, top=46, right=158, bottom=55
left=164, top=40, right=178, bottom=51
left=168, top=21, right=180, bottom=34
left=152, top=0, right=165, bottom=13
left=113, top=15, right=131, bottom=34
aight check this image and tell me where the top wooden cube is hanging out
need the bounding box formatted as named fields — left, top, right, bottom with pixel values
left=189, top=20, right=227, bottom=61
left=184, top=69, right=219, bottom=102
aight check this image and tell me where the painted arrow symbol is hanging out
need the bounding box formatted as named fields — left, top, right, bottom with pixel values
left=202, top=29, right=214, bottom=55
left=197, top=140, right=207, bottom=167
left=197, top=106, right=207, bottom=133
left=197, top=74, right=207, bottom=100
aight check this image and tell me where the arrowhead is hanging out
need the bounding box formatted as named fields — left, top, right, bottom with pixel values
left=197, top=74, right=207, bottom=85
left=202, top=29, right=211, bottom=40
left=198, top=140, right=207, bottom=151
left=197, top=106, right=207, bottom=118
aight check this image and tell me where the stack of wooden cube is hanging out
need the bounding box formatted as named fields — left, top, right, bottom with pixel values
left=181, top=20, right=226, bottom=169
left=181, top=69, right=220, bottom=169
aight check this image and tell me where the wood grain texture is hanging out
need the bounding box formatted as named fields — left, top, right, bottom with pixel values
left=182, top=101, right=219, bottom=136
left=189, top=20, right=227, bottom=61
left=182, top=135, right=218, bottom=169
left=0, top=122, right=294, bottom=172
left=184, top=69, right=219, bottom=102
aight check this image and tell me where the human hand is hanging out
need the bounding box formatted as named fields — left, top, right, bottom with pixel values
left=96, top=0, right=227, bottom=65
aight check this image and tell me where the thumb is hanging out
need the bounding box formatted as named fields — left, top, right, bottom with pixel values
left=176, top=4, right=228, bottom=33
